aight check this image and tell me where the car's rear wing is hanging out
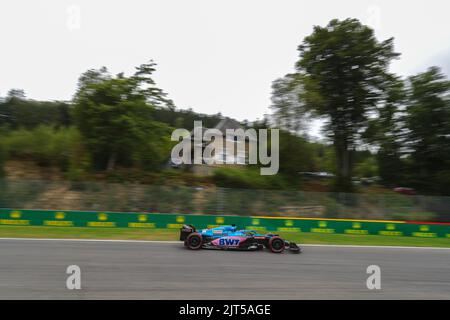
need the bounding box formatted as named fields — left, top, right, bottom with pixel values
left=179, top=224, right=196, bottom=241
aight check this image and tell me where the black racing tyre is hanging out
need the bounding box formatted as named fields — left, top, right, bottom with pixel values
left=268, top=236, right=285, bottom=253
left=186, top=233, right=203, bottom=250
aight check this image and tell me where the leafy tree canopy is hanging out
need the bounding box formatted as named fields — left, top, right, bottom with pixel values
left=73, top=61, right=175, bottom=171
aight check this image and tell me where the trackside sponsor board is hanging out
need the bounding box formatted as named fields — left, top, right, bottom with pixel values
left=0, top=209, right=450, bottom=238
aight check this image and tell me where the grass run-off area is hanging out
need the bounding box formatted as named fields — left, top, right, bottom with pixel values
left=0, top=226, right=449, bottom=248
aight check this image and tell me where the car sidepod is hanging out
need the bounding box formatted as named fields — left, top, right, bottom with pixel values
left=207, top=236, right=261, bottom=251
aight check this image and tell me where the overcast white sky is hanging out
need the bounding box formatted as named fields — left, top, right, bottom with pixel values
left=1, top=0, right=450, bottom=137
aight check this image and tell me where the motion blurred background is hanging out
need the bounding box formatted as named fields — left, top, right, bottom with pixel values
left=1, top=0, right=450, bottom=225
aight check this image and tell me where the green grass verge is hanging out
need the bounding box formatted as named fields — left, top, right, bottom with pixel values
left=0, top=226, right=449, bottom=247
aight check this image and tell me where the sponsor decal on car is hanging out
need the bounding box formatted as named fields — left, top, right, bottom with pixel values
left=219, top=238, right=240, bottom=246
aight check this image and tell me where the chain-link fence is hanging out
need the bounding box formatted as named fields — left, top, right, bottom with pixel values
left=0, top=179, right=449, bottom=221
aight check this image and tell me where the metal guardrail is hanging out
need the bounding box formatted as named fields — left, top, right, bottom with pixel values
left=0, top=179, right=449, bottom=221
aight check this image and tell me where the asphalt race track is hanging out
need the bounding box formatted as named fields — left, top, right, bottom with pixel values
left=0, top=238, right=449, bottom=299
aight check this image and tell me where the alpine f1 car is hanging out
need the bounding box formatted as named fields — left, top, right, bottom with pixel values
left=180, top=224, right=301, bottom=253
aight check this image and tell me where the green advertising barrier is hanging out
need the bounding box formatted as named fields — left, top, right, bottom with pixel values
left=1, top=208, right=450, bottom=238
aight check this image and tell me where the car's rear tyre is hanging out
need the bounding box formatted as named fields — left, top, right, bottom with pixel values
left=268, top=236, right=285, bottom=253
left=186, top=233, right=203, bottom=250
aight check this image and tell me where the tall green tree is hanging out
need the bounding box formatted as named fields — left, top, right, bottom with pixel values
left=404, top=67, right=450, bottom=194
left=270, top=74, right=310, bottom=135
left=364, top=76, right=407, bottom=185
left=73, top=61, right=174, bottom=171
left=293, top=18, right=399, bottom=191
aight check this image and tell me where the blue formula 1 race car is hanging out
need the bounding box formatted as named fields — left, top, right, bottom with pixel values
left=180, top=224, right=301, bottom=253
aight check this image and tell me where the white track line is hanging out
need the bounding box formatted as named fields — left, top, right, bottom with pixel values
left=0, top=237, right=449, bottom=250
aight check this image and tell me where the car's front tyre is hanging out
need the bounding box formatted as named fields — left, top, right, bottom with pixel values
left=268, top=236, right=285, bottom=253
